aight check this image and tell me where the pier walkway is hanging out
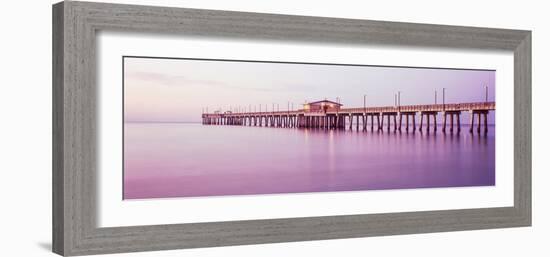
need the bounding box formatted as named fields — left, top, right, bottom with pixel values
left=202, top=102, right=495, bottom=133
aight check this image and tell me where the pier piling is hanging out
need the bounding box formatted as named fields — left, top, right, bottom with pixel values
left=202, top=102, right=494, bottom=134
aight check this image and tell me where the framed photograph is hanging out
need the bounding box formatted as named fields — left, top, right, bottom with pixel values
left=52, top=1, right=531, bottom=256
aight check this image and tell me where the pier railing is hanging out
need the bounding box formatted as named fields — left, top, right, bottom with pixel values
left=201, top=101, right=494, bottom=134
left=203, top=102, right=495, bottom=117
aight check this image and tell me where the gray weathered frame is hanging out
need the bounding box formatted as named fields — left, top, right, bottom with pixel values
left=52, top=1, right=531, bottom=256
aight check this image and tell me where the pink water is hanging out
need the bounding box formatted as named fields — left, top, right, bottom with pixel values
left=123, top=123, right=495, bottom=200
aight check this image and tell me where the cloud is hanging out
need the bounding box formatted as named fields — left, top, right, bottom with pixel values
left=126, top=71, right=223, bottom=87
left=125, top=71, right=289, bottom=92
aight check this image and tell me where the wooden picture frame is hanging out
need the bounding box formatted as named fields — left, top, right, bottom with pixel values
left=52, top=1, right=531, bottom=256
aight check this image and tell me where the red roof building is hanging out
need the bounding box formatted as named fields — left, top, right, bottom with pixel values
left=303, top=100, right=343, bottom=113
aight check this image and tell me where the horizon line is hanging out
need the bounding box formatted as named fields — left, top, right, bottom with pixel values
left=124, top=121, right=497, bottom=126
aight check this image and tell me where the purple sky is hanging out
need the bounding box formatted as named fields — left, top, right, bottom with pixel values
left=124, top=57, right=495, bottom=123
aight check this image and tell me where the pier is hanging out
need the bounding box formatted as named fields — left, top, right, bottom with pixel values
left=202, top=100, right=495, bottom=134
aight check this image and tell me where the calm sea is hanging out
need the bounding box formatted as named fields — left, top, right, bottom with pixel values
left=123, top=123, right=495, bottom=199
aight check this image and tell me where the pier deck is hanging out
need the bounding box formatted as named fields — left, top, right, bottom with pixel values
left=202, top=102, right=495, bottom=133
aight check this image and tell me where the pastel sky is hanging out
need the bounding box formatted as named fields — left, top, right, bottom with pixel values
left=124, top=57, right=495, bottom=123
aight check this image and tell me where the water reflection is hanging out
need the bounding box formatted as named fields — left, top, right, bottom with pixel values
left=124, top=123, right=495, bottom=199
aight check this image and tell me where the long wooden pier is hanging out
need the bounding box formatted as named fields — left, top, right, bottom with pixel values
left=202, top=102, right=495, bottom=133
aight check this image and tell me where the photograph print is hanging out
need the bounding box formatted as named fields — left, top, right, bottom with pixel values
left=123, top=56, right=495, bottom=200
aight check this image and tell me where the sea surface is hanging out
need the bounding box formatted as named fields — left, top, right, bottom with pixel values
left=123, top=123, right=495, bottom=200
